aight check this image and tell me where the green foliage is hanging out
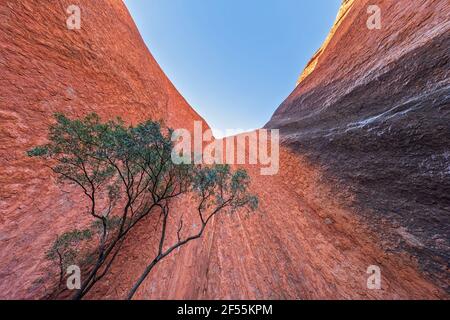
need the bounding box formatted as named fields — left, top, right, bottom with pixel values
left=27, top=146, right=49, bottom=157
left=28, top=113, right=116, bottom=191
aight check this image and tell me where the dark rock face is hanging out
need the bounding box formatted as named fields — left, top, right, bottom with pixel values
left=1, top=0, right=448, bottom=300
left=266, top=0, right=450, bottom=292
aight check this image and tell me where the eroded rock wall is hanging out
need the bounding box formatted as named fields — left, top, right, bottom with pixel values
left=0, top=0, right=448, bottom=300
left=266, top=0, right=450, bottom=292
left=0, top=0, right=207, bottom=299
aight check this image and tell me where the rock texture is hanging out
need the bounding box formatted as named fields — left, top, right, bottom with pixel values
left=87, top=146, right=447, bottom=299
left=0, top=0, right=448, bottom=300
left=266, top=0, right=450, bottom=293
left=0, top=0, right=207, bottom=299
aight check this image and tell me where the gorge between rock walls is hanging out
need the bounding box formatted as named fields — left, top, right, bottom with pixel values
left=0, top=0, right=448, bottom=299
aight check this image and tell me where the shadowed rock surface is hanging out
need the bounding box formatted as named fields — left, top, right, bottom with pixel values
left=266, top=0, right=450, bottom=292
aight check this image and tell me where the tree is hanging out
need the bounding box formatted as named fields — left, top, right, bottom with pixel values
left=46, top=228, right=92, bottom=297
left=127, top=165, right=258, bottom=299
left=28, top=113, right=258, bottom=300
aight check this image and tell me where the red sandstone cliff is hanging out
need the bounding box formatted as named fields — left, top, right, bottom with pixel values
left=0, top=0, right=448, bottom=300
left=89, top=0, right=448, bottom=299
left=266, top=0, right=450, bottom=295
left=0, top=0, right=207, bottom=299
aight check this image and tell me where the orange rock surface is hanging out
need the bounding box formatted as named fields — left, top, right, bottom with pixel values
left=0, top=0, right=448, bottom=300
left=89, top=142, right=445, bottom=300
left=266, top=0, right=450, bottom=295
left=0, top=0, right=207, bottom=299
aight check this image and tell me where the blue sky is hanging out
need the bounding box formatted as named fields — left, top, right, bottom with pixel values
left=124, top=0, right=341, bottom=137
